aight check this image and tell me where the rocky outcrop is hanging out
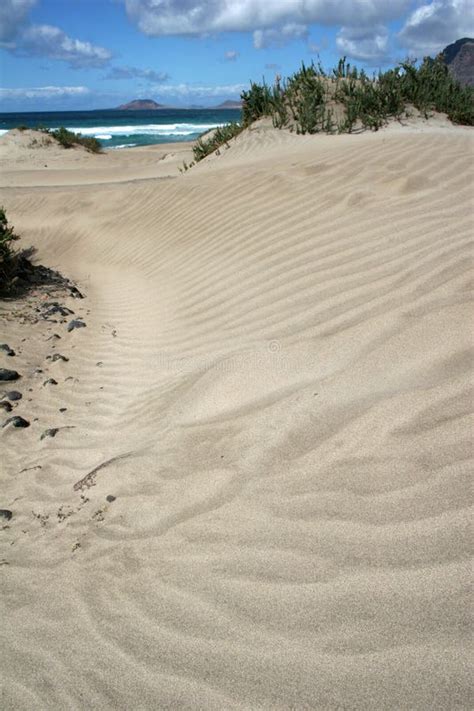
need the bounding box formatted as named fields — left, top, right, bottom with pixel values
left=442, top=38, right=474, bottom=87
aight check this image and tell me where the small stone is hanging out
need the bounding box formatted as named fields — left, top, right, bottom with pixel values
left=0, top=401, right=12, bottom=412
left=96, top=361, right=103, bottom=367
left=59, top=407, right=67, bottom=412
left=47, top=334, right=61, bottom=341
left=47, top=353, right=69, bottom=362
left=0, top=509, right=12, bottom=521
left=4, top=391, right=22, bottom=400
left=69, top=286, right=84, bottom=299
left=67, top=319, right=86, bottom=333
left=0, top=369, right=20, bottom=381
left=42, top=302, right=74, bottom=318
left=40, top=428, right=59, bottom=440
left=0, top=344, right=15, bottom=356
left=33, top=368, right=44, bottom=375
left=106, top=495, right=116, bottom=503
left=43, top=378, right=58, bottom=386
left=3, top=416, right=30, bottom=428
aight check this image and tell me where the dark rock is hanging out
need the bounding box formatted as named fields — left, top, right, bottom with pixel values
left=67, top=319, right=86, bottom=333
left=69, top=286, right=84, bottom=299
left=47, top=334, right=61, bottom=341
left=41, top=302, right=74, bottom=318
left=40, top=428, right=59, bottom=440
left=59, top=407, right=67, bottom=412
left=33, top=368, right=44, bottom=375
left=43, top=378, right=58, bottom=386
left=0, top=510, right=12, bottom=521
left=5, top=391, right=22, bottom=400
left=106, top=495, right=116, bottom=503
left=442, top=37, right=474, bottom=87
left=47, top=353, right=69, bottom=362
left=0, top=369, right=20, bottom=381
left=3, top=416, right=30, bottom=428
left=0, top=344, right=15, bottom=356
left=0, top=401, right=12, bottom=412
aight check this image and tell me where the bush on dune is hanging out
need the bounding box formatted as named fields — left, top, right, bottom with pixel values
left=48, top=127, right=103, bottom=153
left=240, top=55, right=474, bottom=135
left=0, top=207, right=21, bottom=294
left=192, top=122, right=243, bottom=163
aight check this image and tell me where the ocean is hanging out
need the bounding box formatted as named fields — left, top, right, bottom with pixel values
left=0, top=108, right=242, bottom=149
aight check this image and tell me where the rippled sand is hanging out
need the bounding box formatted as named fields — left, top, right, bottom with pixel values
left=1, top=120, right=473, bottom=709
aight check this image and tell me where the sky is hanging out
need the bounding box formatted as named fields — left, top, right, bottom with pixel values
left=0, top=0, right=472, bottom=112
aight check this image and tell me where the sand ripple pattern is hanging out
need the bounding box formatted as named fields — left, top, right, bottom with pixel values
left=1, top=126, right=473, bottom=709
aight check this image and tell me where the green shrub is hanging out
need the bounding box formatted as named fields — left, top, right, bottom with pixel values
left=193, top=122, right=243, bottom=163
left=49, top=127, right=102, bottom=153
left=0, top=207, right=20, bottom=293
left=240, top=55, right=474, bottom=136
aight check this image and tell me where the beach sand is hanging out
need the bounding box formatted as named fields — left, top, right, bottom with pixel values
left=0, top=121, right=473, bottom=709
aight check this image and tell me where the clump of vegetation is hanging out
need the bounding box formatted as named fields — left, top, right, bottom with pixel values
left=240, top=55, right=473, bottom=135
left=192, top=122, right=243, bottom=163
left=48, top=127, right=102, bottom=153
left=0, top=207, right=21, bottom=294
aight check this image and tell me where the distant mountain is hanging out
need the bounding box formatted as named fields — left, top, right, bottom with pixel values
left=116, top=99, right=167, bottom=110
left=441, top=38, right=474, bottom=87
left=214, top=100, right=242, bottom=109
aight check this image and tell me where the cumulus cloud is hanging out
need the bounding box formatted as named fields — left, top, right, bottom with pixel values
left=0, top=0, right=36, bottom=43
left=106, top=66, right=169, bottom=81
left=253, top=23, right=308, bottom=49
left=0, top=85, right=90, bottom=99
left=398, top=0, right=474, bottom=56
left=18, top=24, right=112, bottom=67
left=336, top=25, right=390, bottom=63
left=224, top=50, right=239, bottom=61
left=123, top=0, right=412, bottom=37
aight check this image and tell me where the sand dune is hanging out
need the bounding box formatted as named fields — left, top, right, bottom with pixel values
left=1, top=121, right=473, bottom=709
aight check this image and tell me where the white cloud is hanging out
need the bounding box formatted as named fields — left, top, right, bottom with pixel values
left=18, top=24, right=112, bottom=67
left=151, top=82, right=248, bottom=98
left=106, top=66, right=169, bottom=81
left=336, top=25, right=390, bottom=63
left=224, top=50, right=239, bottom=61
left=0, top=0, right=36, bottom=43
left=398, top=0, right=474, bottom=56
left=253, top=23, right=308, bottom=49
left=0, top=85, right=90, bottom=99
left=123, top=0, right=412, bottom=37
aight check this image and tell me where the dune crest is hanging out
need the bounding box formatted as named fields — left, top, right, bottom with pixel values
left=1, top=121, right=473, bottom=709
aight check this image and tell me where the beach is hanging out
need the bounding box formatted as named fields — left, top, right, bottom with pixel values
left=1, top=118, right=473, bottom=709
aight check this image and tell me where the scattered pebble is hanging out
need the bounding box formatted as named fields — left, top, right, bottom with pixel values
left=0, top=344, right=15, bottom=356
left=96, top=361, right=103, bottom=367
left=0, top=369, right=20, bottom=381
left=106, top=495, right=116, bottom=503
left=3, top=416, right=30, bottom=428
left=47, top=334, right=61, bottom=341
left=0, top=401, right=13, bottom=412
left=47, top=353, right=69, bottom=362
left=4, top=391, right=22, bottom=400
left=59, top=407, right=67, bottom=412
left=67, top=319, right=86, bottom=333
left=43, top=378, right=58, bottom=386
left=0, top=509, right=13, bottom=521
left=41, top=302, right=74, bottom=318
left=40, top=428, right=59, bottom=440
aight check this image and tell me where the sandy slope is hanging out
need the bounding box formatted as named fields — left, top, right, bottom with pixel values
left=0, top=120, right=473, bottom=709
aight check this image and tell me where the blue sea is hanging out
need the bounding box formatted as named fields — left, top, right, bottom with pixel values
left=0, top=108, right=242, bottom=149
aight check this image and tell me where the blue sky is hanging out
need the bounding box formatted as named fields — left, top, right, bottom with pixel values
left=0, top=0, right=472, bottom=111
